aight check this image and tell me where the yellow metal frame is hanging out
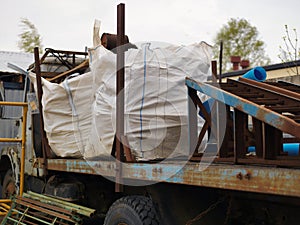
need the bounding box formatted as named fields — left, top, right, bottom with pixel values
left=0, top=101, right=28, bottom=212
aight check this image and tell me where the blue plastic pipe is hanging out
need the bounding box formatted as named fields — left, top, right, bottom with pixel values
left=248, top=143, right=300, bottom=156
left=241, top=66, right=267, bottom=82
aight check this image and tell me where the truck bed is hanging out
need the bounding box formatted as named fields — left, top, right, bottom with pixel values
left=46, top=158, right=300, bottom=198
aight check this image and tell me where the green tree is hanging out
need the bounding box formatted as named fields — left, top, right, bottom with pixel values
left=18, top=18, right=43, bottom=53
left=278, top=25, right=299, bottom=75
left=213, top=18, right=270, bottom=72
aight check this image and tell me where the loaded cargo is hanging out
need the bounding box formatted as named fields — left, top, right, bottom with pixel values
left=0, top=3, right=300, bottom=225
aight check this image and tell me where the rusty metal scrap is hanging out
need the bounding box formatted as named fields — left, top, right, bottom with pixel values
left=186, top=77, right=300, bottom=168
left=1, top=191, right=95, bottom=224
left=186, top=77, right=300, bottom=139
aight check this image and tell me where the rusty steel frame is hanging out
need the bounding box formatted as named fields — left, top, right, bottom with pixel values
left=36, top=48, right=88, bottom=82
left=186, top=77, right=300, bottom=139
left=186, top=77, right=300, bottom=167
left=43, top=48, right=88, bottom=70
left=225, top=79, right=300, bottom=108
left=43, top=48, right=88, bottom=56
left=44, top=158, right=300, bottom=198
left=271, top=80, right=300, bottom=93
left=239, top=77, right=300, bottom=100
left=220, top=78, right=300, bottom=161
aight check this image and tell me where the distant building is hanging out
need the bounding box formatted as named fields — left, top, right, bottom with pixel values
left=220, top=60, right=300, bottom=84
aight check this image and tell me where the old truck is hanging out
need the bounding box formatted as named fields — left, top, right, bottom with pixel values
left=1, top=3, right=300, bottom=225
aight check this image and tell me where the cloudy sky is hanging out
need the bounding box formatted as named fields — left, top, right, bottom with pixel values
left=1, top=0, right=299, bottom=63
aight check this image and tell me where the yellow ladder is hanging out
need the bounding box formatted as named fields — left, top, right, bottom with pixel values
left=0, top=101, right=28, bottom=219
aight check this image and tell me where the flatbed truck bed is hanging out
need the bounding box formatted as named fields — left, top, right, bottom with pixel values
left=45, top=158, right=300, bottom=198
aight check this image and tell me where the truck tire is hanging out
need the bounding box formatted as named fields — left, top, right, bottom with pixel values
left=2, top=169, right=16, bottom=199
left=104, top=195, right=160, bottom=225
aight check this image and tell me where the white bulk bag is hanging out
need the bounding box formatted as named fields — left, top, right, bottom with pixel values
left=29, top=72, right=93, bottom=158
left=85, top=42, right=212, bottom=160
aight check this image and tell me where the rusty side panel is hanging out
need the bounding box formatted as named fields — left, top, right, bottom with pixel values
left=46, top=159, right=300, bottom=198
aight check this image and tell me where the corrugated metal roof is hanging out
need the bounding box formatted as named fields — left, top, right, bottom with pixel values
left=0, top=51, right=33, bottom=73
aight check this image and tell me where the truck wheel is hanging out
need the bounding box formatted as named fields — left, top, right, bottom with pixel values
left=104, top=195, right=160, bottom=225
left=2, top=169, right=16, bottom=199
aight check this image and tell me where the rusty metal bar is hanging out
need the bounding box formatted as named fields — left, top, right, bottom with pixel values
left=219, top=41, right=223, bottom=83
left=44, top=48, right=88, bottom=56
left=277, top=80, right=300, bottom=92
left=234, top=109, right=248, bottom=161
left=211, top=61, right=217, bottom=83
left=115, top=3, right=125, bottom=193
left=121, top=135, right=135, bottom=162
left=264, top=124, right=283, bottom=159
left=39, top=50, right=50, bottom=64
left=188, top=87, right=198, bottom=155
left=189, top=91, right=211, bottom=125
left=34, top=47, right=52, bottom=163
left=226, top=79, right=300, bottom=106
left=14, top=199, right=76, bottom=223
left=17, top=196, right=74, bottom=217
left=252, top=118, right=263, bottom=157
left=189, top=94, right=212, bottom=154
left=239, top=77, right=300, bottom=100
left=219, top=105, right=233, bottom=158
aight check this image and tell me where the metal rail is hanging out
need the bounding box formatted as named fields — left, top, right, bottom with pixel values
left=239, top=77, right=300, bottom=100
left=268, top=80, right=300, bottom=93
